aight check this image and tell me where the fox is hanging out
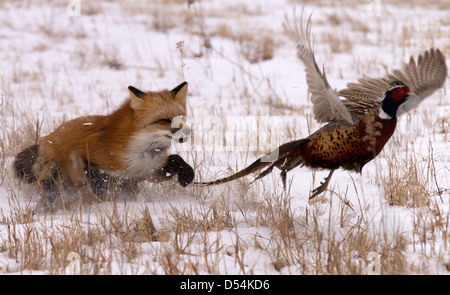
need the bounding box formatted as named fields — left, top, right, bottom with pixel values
left=14, top=82, right=194, bottom=209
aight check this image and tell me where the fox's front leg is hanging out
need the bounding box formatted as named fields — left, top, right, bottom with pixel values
left=158, top=154, right=194, bottom=187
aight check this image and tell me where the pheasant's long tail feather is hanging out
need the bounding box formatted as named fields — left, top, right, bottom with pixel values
left=195, top=156, right=272, bottom=186
left=251, top=157, right=287, bottom=183
left=196, top=138, right=309, bottom=186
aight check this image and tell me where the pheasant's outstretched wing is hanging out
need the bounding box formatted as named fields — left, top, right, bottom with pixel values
left=283, top=8, right=354, bottom=126
left=339, top=48, right=447, bottom=116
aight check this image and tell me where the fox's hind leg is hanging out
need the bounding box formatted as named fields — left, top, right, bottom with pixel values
left=32, top=151, right=59, bottom=186
left=66, top=151, right=89, bottom=187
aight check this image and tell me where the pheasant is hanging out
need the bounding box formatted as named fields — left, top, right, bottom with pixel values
left=198, top=9, right=448, bottom=199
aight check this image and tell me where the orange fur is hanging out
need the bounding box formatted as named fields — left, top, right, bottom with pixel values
left=32, top=82, right=188, bottom=189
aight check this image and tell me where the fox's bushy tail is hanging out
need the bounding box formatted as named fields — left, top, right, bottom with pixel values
left=14, top=144, right=39, bottom=183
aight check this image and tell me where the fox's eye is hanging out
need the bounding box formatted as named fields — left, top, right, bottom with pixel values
left=155, top=119, right=172, bottom=124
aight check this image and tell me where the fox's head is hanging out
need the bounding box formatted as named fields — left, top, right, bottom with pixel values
left=128, top=80, right=189, bottom=142
left=123, top=82, right=189, bottom=178
left=128, top=81, right=187, bottom=130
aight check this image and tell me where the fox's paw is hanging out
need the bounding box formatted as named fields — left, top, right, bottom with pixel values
left=162, top=154, right=194, bottom=187
left=178, top=162, right=194, bottom=187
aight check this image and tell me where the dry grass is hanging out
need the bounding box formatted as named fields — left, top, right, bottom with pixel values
left=0, top=0, right=449, bottom=275
left=237, top=33, right=276, bottom=64
left=289, top=0, right=450, bottom=9
left=380, top=152, right=431, bottom=208
left=1, top=142, right=448, bottom=274
left=321, top=31, right=354, bottom=54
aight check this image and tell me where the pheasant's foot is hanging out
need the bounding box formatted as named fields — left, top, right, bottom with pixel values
left=309, top=169, right=335, bottom=199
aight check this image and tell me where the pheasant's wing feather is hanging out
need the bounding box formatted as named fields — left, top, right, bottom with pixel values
left=339, top=49, right=447, bottom=116
left=396, top=49, right=447, bottom=116
left=338, top=77, right=391, bottom=115
left=283, top=8, right=354, bottom=126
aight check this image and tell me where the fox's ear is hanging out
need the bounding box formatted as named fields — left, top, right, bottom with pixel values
left=128, top=86, right=148, bottom=111
left=171, top=82, right=188, bottom=103
left=128, top=86, right=146, bottom=99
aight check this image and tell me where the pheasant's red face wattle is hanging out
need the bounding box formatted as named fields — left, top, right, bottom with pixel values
left=392, top=87, right=409, bottom=101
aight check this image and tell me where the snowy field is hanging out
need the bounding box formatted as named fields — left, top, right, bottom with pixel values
left=0, top=0, right=449, bottom=275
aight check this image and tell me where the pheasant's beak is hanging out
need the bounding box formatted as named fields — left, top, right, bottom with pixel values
left=407, top=90, right=416, bottom=97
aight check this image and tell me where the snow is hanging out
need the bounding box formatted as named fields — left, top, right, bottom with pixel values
left=0, top=0, right=449, bottom=275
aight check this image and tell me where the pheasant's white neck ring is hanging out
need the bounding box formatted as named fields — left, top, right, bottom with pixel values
left=378, top=109, right=393, bottom=120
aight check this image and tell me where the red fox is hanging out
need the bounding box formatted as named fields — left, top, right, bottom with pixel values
left=14, top=82, right=194, bottom=209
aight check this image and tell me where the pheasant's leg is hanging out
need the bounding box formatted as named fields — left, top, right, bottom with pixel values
left=281, top=169, right=287, bottom=190
left=310, top=169, right=335, bottom=199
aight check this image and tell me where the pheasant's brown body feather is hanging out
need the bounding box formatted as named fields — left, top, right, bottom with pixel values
left=305, top=114, right=397, bottom=172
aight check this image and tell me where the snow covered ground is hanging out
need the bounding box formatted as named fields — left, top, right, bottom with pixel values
left=0, top=0, right=449, bottom=275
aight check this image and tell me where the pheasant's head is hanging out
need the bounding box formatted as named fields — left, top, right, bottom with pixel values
left=379, top=81, right=413, bottom=119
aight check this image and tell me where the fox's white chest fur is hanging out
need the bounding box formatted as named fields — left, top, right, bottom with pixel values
left=121, top=130, right=172, bottom=180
